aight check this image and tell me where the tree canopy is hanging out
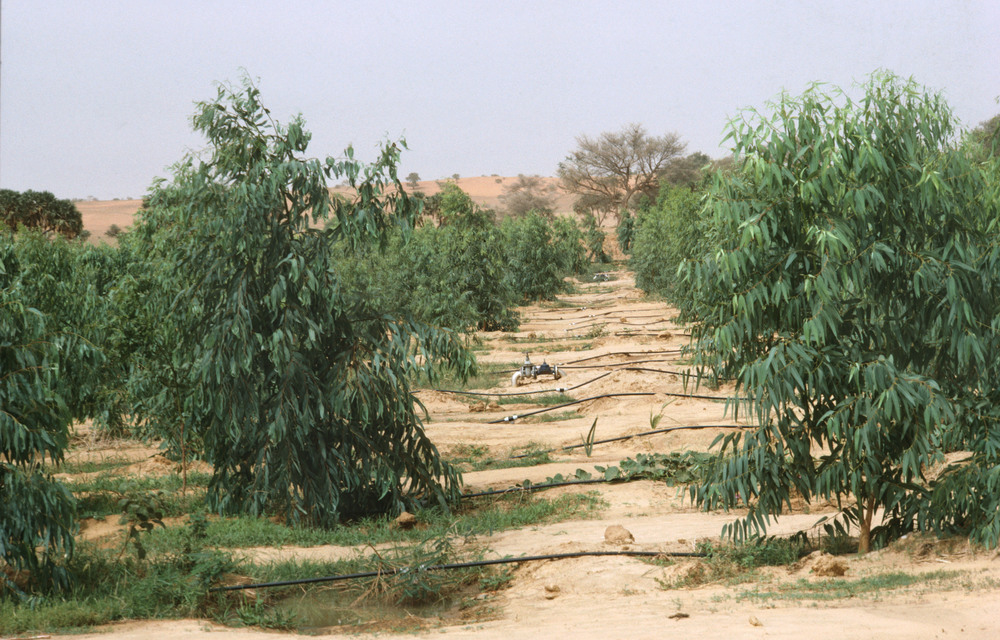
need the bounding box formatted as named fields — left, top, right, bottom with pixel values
left=558, top=123, right=685, bottom=224
left=134, top=79, right=473, bottom=526
left=0, top=190, right=83, bottom=238
left=683, top=73, right=1000, bottom=552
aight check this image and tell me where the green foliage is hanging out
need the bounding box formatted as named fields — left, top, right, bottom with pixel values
left=7, top=231, right=122, bottom=426
left=615, top=209, right=634, bottom=253
left=336, top=183, right=520, bottom=332
left=630, top=184, right=709, bottom=311
left=0, top=240, right=77, bottom=594
left=134, top=78, right=473, bottom=527
left=501, top=212, right=567, bottom=301
left=682, top=72, right=1000, bottom=551
left=119, top=492, right=167, bottom=562
left=0, top=189, right=83, bottom=238
left=966, top=112, right=1000, bottom=160
left=550, top=216, right=588, bottom=274
left=595, top=451, right=717, bottom=485
left=581, top=212, right=608, bottom=263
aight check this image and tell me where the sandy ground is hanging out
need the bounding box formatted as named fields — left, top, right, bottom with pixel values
left=55, top=213, right=1000, bottom=640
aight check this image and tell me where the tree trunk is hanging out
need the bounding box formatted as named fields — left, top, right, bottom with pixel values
left=858, top=496, right=876, bottom=554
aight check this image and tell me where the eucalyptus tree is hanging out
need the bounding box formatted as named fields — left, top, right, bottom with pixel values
left=136, top=79, right=472, bottom=526
left=0, top=241, right=77, bottom=593
left=684, top=73, right=1000, bottom=552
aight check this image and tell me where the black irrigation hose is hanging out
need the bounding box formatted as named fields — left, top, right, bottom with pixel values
left=529, top=308, right=619, bottom=319
left=486, top=392, right=655, bottom=424
left=210, top=550, right=704, bottom=592
left=621, top=366, right=736, bottom=383
left=420, top=366, right=734, bottom=402
left=532, top=311, right=672, bottom=325
left=460, top=477, right=611, bottom=498
left=424, top=371, right=616, bottom=398
left=614, top=332, right=677, bottom=337
left=558, top=358, right=681, bottom=370
left=562, top=350, right=682, bottom=365
left=508, top=423, right=747, bottom=459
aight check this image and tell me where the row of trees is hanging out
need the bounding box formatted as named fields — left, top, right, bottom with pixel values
left=337, top=182, right=587, bottom=333
left=2, top=79, right=598, bottom=593
left=627, top=72, right=1000, bottom=553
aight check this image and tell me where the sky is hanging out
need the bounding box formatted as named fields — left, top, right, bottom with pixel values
left=1, top=0, right=998, bottom=200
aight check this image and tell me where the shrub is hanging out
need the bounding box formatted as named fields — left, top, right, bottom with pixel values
left=501, top=212, right=566, bottom=301
left=683, top=72, right=1000, bottom=552
left=134, top=78, right=474, bottom=526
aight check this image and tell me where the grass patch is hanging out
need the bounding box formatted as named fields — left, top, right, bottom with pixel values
left=523, top=409, right=583, bottom=423
left=657, top=538, right=810, bottom=589
left=538, top=298, right=581, bottom=309
left=422, top=360, right=519, bottom=392
left=144, top=491, right=603, bottom=552
left=737, top=570, right=963, bottom=603
left=1, top=491, right=603, bottom=635
left=55, top=457, right=134, bottom=474
left=445, top=443, right=553, bottom=472
left=495, top=393, right=576, bottom=407
left=66, top=472, right=212, bottom=519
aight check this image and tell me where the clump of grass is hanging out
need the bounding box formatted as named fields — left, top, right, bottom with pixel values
left=0, top=514, right=236, bottom=636
left=421, top=360, right=519, bottom=391
left=445, top=443, right=552, bottom=472
left=657, top=537, right=810, bottom=589
left=144, top=491, right=603, bottom=552
left=495, top=393, right=575, bottom=406
left=1, top=488, right=603, bottom=635
left=67, top=473, right=212, bottom=519
left=737, top=570, right=963, bottom=603
left=523, top=409, right=582, bottom=423
left=55, top=457, right=134, bottom=474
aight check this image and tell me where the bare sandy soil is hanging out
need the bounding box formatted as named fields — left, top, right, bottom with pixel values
left=56, top=210, right=1000, bottom=640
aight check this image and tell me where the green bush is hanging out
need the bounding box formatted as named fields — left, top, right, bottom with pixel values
left=551, top=216, right=588, bottom=274
left=683, top=72, right=1000, bottom=552
left=133, top=78, right=474, bottom=527
left=630, top=184, right=707, bottom=311
left=0, top=189, right=83, bottom=238
left=0, top=240, right=77, bottom=594
left=501, top=212, right=566, bottom=301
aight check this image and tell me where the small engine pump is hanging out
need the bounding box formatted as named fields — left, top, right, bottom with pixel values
left=511, top=352, right=562, bottom=386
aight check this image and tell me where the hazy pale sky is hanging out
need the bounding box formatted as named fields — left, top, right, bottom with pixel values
left=2, top=1, right=998, bottom=199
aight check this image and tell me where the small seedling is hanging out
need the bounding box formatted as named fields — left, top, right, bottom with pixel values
left=581, top=418, right=598, bottom=457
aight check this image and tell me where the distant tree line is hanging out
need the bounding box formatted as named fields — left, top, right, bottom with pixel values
left=0, top=189, right=83, bottom=238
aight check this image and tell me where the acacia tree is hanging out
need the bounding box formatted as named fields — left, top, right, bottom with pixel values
left=137, top=79, right=473, bottom=526
left=684, top=73, right=1000, bottom=552
left=558, top=123, right=685, bottom=224
left=498, top=174, right=557, bottom=218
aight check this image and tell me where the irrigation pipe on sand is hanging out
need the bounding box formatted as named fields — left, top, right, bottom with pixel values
left=508, top=423, right=748, bottom=458
left=486, top=392, right=655, bottom=424
left=210, top=550, right=704, bottom=592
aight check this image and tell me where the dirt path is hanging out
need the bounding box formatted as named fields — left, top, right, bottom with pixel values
left=60, top=271, right=1000, bottom=640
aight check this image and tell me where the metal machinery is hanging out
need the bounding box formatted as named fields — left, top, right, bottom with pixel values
left=511, top=352, right=562, bottom=386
